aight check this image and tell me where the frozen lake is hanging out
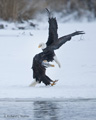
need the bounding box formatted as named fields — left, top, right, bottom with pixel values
left=0, top=98, right=96, bottom=120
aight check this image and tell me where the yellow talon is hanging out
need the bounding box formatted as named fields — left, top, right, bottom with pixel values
left=51, top=80, right=58, bottom=86
left=51, top=64, right=55, bottom=67
left=51, top=82, right=55, bottom=86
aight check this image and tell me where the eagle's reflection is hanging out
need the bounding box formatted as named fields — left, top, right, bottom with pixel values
left=33, top=101, right=60, bottom=120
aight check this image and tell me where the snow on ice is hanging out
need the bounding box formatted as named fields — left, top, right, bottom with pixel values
left=0, top=22, right=96, bottom=99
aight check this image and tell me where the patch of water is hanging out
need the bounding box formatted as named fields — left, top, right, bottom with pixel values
left=0, top=98, right=96, bottom=120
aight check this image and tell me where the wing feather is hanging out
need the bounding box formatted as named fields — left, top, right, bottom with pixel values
left=46, top=17, right=58, bottom=46
left=46, top=31, right=85, bottom=50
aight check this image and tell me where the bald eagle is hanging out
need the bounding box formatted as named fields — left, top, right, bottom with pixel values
left=38, top=9, right=84, bottom=68
left=30, top=51, right=58, bottom=86
left=30, top=9, right=85, bottom=86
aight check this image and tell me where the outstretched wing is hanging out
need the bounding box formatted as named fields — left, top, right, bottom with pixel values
left=45, top=31, right=85, bottom=51
left=46, top=9, right=58, bottom=46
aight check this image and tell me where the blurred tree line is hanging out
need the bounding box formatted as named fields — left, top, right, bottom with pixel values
left=0, top=0, right=96, bottom=22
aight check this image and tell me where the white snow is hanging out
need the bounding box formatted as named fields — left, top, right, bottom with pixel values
left=0, top=21, right=96, bottom=99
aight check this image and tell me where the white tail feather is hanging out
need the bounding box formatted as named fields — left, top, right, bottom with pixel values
left=29, top=80, right=39, bottom=87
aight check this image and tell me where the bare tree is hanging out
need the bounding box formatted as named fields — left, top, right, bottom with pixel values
left=0, top=0, right=96, bottom=21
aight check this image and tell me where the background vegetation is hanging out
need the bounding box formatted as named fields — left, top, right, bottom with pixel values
left=0, top=0, right=96, bottom=22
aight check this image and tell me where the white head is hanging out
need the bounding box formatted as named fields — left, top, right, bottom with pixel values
left=38, top=42, right=46, bottom=49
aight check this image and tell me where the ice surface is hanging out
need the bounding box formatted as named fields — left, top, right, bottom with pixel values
left=0, top=22, right=96, bottom=99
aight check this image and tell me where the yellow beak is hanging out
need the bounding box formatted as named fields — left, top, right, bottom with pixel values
left=38, top=45, right=41, bottom=48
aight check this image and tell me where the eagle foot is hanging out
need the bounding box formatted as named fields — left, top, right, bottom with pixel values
left=51, top=80, right=58, bottom=86
left=42, top=60, right=55, bottom=67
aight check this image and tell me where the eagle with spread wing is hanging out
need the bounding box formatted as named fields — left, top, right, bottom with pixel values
left=38, top=9, right=84, bottom=68
left=30, top=9, right=85, bottom=86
